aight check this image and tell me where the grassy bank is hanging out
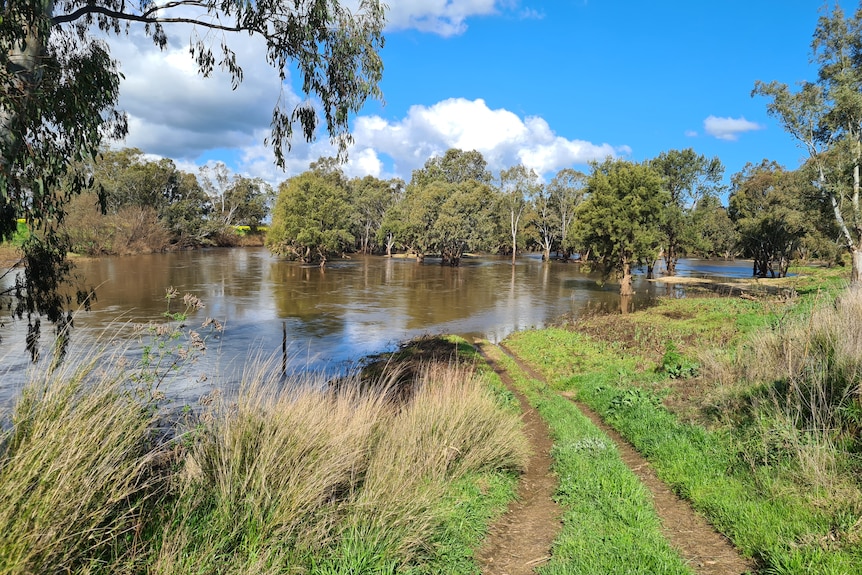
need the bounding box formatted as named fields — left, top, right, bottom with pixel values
left=481, top=343, right=694, bottom=574
left=0, top=335, right=527, bottom=574
left=505, top=268, right=862, bottom=574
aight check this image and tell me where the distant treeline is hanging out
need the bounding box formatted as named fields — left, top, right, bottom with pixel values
left=56, top=147, right=841, bottom=288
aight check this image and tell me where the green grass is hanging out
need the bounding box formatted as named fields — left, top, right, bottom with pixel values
left=505, top=282, right=862, bottom=574
left=481, top=344, right=694, bottom=575
left=0, top=332, right=527, bottom=575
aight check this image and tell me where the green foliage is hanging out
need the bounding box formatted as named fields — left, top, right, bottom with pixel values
left=728, top=160, right=818, bottom=278
left=753, top=4, right=862, bottom=283
left=548, top=168, right=587, bottom=260
left=350, top=175, right=403, bottom=254
left=659, top=341, right=699, bottom=379
left=650, top=148, right=725, bottom=275
left=267, top=171, right=355, bottom=265
left=689, top=194, right=738, bottom=258
left=394, top=153, right=499, bottom=265
left=576, top=158, right=668, bottom=293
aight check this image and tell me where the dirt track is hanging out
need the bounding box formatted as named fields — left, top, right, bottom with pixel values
left=475, top=342, right=753, bottom=575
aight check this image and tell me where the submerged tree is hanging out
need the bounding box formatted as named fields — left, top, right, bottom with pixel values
left=267, top=171, right=354, bottom=267
left=1, top=0, right=384, bottom=341
left=547, top=168, right=587, bottom=261
left=498, top=164, right=540, bottom=265
left=729, top=161, right=810, bottom=278
left=753, top=3, right=862, bottom=283
left=577, top=159, right=667, bottom=296
left=650, top=148, right=724, bottom=275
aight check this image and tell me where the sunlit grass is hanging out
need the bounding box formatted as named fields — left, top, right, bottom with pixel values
left=504, top=270, right=862, bottom=574
left=480, top=344, right=693, bottom=575
left=0, top=341, right=526, bottom=574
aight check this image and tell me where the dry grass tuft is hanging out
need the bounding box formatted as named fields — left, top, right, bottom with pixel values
left=155, top=360, right=528, bottom=573
left=0, top=355, right=164, bottom=574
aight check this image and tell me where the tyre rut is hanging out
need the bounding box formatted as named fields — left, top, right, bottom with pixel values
left=495, top=342, right=754, bottom=575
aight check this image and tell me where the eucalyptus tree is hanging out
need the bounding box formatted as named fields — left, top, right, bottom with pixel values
left=689, top=194, right=738, bottom=259
left=410, top=148, right=491, bottom=187
left=526, top=183, right=558, bottom=262
left=200, top=163, right=270, bottom=232
left=498, top=164, right=541, bottom=264
left=1, top=0, right=384, bottom=335
left=576, top=159, right=667, bottom=296
left=350, top=175, right=403, bottom=254
left=432, top=180, right=496, bottom=265
left=547, top=168, right=587, bottom=260
left=728, top=161, right=812, bottom=278
left=650, top=149, right=724, bottom=275
left=267, top=171, right=354, bottom=267
left=397, top=149, right=495, bottom=263
left=753, top=3, right=862, bottom=283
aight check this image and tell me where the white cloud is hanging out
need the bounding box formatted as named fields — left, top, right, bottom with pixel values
left=384, top=0, right=500, bottom=36
left=703, top=115, right=763, bottom=141
left=106, top=27, right=286, bottom=161
left=684, top=129, right=698, bottom=137
left=350, top=98, right=628, bottom=178
left=100, top=18, right=623, bottom=186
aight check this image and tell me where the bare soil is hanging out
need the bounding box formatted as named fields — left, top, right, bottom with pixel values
left=475, top=342, right=561, bottom=575
left=494, top=342, right=755, bottom=575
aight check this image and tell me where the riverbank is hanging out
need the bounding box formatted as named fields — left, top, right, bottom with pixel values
left=0, top=335, right=528, bottom=574
left=3, top=263, right=859, bottom=574
left=503, top=264, right=861, bottom=573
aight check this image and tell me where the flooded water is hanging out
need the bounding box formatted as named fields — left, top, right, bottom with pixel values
left=0, top=249, right=748, bottom=402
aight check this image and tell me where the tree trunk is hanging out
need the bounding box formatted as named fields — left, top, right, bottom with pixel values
left=1, top=3, right=50, bottom=176
left=620, top=259, right=634, bottom=297
left=664, top=243, right=677, bottom=276
left=852, top=248, right=862, bottom=284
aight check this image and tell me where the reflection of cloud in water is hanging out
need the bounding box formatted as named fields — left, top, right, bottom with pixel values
left=1, top=252, right=739, bottom=401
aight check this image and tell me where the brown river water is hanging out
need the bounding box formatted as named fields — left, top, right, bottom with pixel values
left=0, top=248, right=752, bottom=404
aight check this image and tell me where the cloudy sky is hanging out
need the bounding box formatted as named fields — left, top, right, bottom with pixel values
left=100, top=1, right=846, bottom=193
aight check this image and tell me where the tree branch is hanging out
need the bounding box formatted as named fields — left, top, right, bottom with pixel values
left=52, top=4, right=243, bottom=34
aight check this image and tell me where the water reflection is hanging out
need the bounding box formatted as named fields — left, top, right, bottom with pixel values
left=1, top=249, right=710, bottom=398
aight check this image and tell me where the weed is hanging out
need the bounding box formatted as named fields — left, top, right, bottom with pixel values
left=659, top=341, right=699, bottom=379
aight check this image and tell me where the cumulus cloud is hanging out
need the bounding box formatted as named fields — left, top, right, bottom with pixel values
left=703, top=115, right=763, bottom=141
left=384, top=0, right=500, bottom=36
left=350, top=98, right=628, bottom=178
left=101, top=13, right=621, bottom=186
left=106, top=27, right=286, bottom=161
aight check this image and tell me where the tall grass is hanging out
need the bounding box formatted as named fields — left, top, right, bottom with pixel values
left=156, top=361, right=528, bottom=574
left=0, top=337, right=527, bottom=574
left=736, top=286, right=862, bottom=483
left=0, top=355, right=165, bottom=574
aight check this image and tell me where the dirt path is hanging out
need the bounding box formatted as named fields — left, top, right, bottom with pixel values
left=475, top=342, right=561, bottom=575
left=496, top=343, right=754, bottom=575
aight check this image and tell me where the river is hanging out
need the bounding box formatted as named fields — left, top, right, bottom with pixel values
left=0, top=248, right=754, bottom=404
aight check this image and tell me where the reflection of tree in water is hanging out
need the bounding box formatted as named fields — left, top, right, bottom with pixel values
left=400, top=262, right=497, bottom=330
left=268, top=263, right=348, bottom=333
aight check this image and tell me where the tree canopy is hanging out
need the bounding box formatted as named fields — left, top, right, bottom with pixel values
left=576, top=159, right=667, bottom=296
left=753, top=3, right=862, bottom=283
left=267, top=171, right=354, bottom=266
left=1, top=0, right=385, bottom=335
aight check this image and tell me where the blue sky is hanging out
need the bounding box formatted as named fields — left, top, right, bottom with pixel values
left=107, top=1, right=852, bottom=198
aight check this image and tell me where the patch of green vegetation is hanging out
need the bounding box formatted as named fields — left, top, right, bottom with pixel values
left=659, top=341, right=699, bottom=379
left=505, top=276, right=862, bottom=574
left=0, top=316, right=526, bottom=574
left=482, top=344, right=694, bottom=575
